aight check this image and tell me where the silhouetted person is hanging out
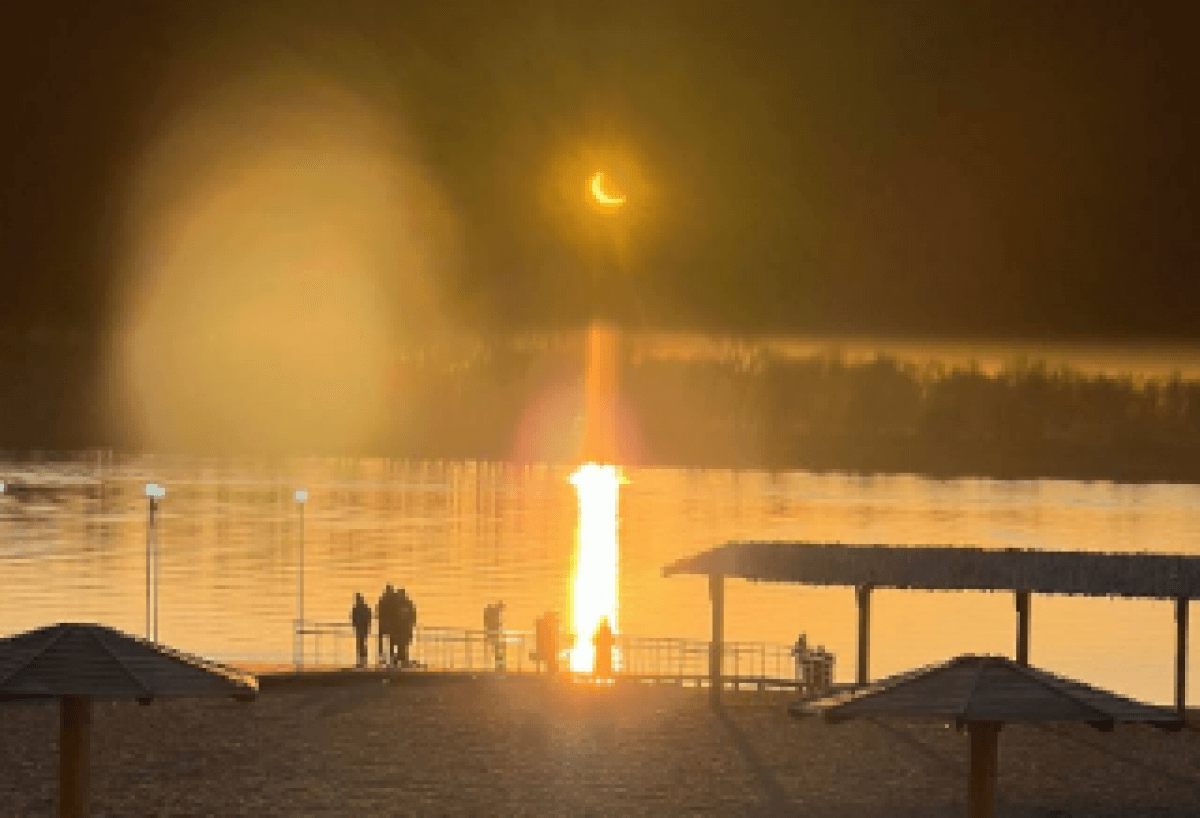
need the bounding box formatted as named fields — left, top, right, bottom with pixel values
left=534, top=611, right=561, bottom=676
left=592, top=617, right=615, bottom=679
left=396, top=588, right=416, bottom=666
left=350, top=593, right=372, bottom=668
left=791, top=632, right=809, bottom=682
left=484, top=601, right=506, bottom=671
left=377, top=584, right=398, bottom=667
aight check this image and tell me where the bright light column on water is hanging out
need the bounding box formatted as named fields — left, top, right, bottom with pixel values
left=569, top=463, right=621, bottom=672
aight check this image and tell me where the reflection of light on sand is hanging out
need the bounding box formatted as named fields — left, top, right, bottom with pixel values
left=568, top=463, right=621, bottom=673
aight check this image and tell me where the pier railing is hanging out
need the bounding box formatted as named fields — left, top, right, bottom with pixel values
left=293, top=621, right=834, bottom=690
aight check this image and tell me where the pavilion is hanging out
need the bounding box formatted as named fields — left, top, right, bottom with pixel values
left=662, top=541, right=1200, bottom=714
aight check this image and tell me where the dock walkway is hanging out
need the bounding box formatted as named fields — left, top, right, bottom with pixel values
left=278, top=622, right=836, bottom=695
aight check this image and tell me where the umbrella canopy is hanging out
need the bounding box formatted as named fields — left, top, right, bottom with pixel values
left=0, top=623, right=257, bottom=818
left=810, top=654, right=1181, bottom=730
left=800, top=655, right=1182, bottom=818
left=0, top=622, right=257, bottom=702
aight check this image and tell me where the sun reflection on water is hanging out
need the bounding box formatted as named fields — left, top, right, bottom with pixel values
left=568, top=463, right=622, bottom=673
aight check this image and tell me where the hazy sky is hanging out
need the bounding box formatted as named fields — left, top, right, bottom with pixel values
left=2, top=1, right=1198, bottom=341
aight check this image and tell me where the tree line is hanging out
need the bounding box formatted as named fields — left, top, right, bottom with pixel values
left=387, top=345, right=1200, bottom=483
left=3, top=330, right=1199, bottom=483
left=620, top=351, right=1200, bottom=481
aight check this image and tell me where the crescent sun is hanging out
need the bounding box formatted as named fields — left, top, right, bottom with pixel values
left=590, top=171, right=626, bottom=206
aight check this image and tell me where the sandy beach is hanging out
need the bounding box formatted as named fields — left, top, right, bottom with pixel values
left=3, top=677, right=1200, bottom=816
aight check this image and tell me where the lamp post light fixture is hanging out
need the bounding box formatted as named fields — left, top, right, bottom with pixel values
left=144, top=483, right=166, bottom=642
left=294, top=488, right=308, bottom=669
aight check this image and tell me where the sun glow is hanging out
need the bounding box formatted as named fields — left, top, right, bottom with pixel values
left=569, top=463, right=622, bottom=673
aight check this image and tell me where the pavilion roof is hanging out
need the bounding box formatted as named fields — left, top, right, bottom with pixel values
left=662, top=541, right=1200, bottom=599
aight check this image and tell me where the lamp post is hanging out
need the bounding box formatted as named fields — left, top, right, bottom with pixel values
left=293, top=488, right=308, bottom=668
left=144, top=483, right=166, bottom=642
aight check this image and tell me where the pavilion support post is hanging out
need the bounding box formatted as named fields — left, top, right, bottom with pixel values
left=59, top=695, right=91, bottom=818
left=709, top=573, right=725, bottom=706
left=1176, top=597, right=1189, bottom=719
left=1015, top=591, right=1030, bottom=667
left=967, top=721, right=1001, bottom=818
left=855, top=584, right=873, bottom=686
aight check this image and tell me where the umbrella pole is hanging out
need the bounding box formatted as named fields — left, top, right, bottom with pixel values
left=967, top=721, right=1000, bottom=818
left=59, top=695, right=91, bottom=818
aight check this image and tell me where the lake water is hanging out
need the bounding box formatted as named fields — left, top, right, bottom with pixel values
left=2, top=454, right=1200, bottom=705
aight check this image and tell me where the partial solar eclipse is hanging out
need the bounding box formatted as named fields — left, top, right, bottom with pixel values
left=590, top=171, right=626, bottom=207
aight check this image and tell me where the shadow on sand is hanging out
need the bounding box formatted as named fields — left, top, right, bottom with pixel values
left=712, top=703, right=795, bottom=816
left=1033, top=723, right=1200, bottom=795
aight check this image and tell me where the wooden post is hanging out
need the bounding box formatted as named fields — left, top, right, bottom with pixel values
left=855, top=584, right=873, bottom=686
left=145, top=498, right=155, bottom=641
left=1176, top=597, right=1189, bottom=719
left=1015, top=591, right=1030, bottom=667
left=709, top=573, right=725, bottom=706
left=59, top=695, right=91, bottom=818
left=967, top=721, right=1001, bottom=818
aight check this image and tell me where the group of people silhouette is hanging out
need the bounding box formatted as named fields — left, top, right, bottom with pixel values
left=351, top=592, right=617, bottom=676
left=350, top=585, right=417, bottom=668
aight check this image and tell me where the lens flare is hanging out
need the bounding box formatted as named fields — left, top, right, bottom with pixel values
left=569, top=463, right=621, bottom=673
left=111, top=75, right=461, bottom=456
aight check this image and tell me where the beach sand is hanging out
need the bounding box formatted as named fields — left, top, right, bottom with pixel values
left=3, top=677, right=1200, bottom=816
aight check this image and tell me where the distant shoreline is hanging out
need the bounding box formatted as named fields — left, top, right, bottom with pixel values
left=624, top=440, right=1200, bottom=487
left=2, top=445, right=1199, bottom=488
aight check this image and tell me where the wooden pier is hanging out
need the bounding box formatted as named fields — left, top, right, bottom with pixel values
left=252, top=663, right=840, bottom=697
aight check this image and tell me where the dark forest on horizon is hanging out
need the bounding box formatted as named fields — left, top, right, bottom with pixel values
left=3, top=330, right=1200, bottom=485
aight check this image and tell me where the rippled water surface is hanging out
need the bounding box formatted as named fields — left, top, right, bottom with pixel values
left=3, top=455, right=1200, bottom=705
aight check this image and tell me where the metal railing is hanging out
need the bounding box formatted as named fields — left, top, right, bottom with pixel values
left=294, top=620, right=355, bottom=668
left=418, top=625, right=539, bottom=674
left=293, top=622, right=543, bottom=672
left=293, top=621, right=834, bottom=691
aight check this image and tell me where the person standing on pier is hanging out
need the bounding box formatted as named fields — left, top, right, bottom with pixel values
left=484, top=601, right=506, bottom=671
left=350, top=593, right=372, bottom=668
left=593, top=617, right=615, bottom=679
left=377, top=585, right=397, bottom=667
left=535, top=611, right=561, bottom=676
left=791, top=632, right=809, bottom=685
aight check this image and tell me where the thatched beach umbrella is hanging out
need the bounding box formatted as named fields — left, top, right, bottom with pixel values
left=798, top=654, right=1182, bottom=818
left=0, top=623, right=258, bottom=817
